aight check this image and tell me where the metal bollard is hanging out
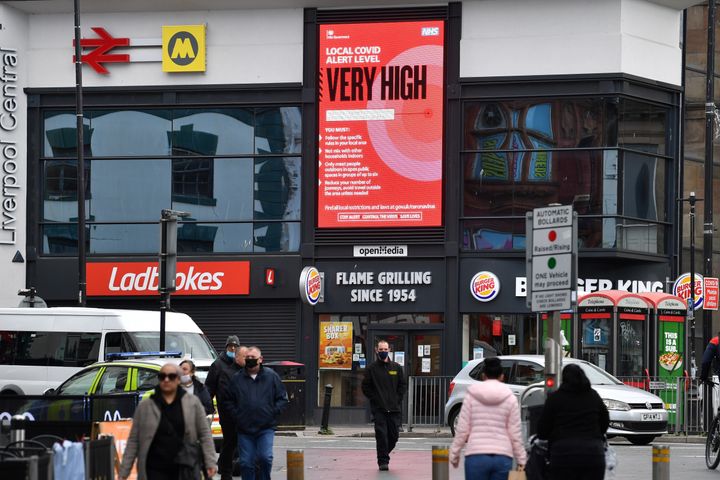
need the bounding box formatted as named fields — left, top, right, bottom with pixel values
left=10, top=414, right=26, bottom=444
left=652, top=444, right=669, bottom=480
left=287, top=449, right=304, bottom=480
left=432, top=445, right=449, bottom=480
left=319, top=384, right=334, bottom=434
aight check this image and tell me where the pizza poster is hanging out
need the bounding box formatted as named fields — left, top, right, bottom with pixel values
left=319, top=321, right=353, bottom=370
left=318, top=21, right=445, bottom=228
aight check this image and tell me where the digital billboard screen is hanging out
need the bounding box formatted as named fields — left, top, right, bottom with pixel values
left=318, top=21, right=445, bottom=228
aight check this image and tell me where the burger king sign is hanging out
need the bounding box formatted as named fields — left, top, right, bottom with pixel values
left=470, top=271, right=500, bottom=302
left=300, top=266, right=323, bottom=305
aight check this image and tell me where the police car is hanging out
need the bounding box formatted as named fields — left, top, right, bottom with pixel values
left=47, top=352, right=223, bottom=448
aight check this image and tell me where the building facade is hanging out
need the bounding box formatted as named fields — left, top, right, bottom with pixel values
left=0, top=0, right=703, bottom=423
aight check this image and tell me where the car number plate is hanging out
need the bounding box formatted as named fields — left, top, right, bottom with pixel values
left=641, top=413, right=662, bottom=421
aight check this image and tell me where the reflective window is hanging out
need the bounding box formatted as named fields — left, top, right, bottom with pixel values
left=96, top=367, right=130, bottom=394
left=56, top=368, right=99, bottom=395
left=617, top=100, right=668, bottom=156
left=136, top=368, right=159, bottom=391
left=255, top=107, right=302, bottom=154
left=40, top=106, right=302, bottom=255
left=172, top=108, right=254, bottom=155
left=254, top=157, right=301, bottom=220
left=89, top=110, right=172, bottom=156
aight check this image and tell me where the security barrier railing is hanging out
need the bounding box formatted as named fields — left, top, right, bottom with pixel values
left=616, top=375, right=716, bottom=435
left=407, top=376, right=454, bottom=432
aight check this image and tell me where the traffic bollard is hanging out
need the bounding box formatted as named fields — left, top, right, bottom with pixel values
left=651, top=444, right=669, bottom=480
left=432, top=445, right=449, bottom=480
left=319, top=384, right=334, bottom=434
left=10, top=414, right=25, bottom=444
left=287, top=449, right=304, bottom=480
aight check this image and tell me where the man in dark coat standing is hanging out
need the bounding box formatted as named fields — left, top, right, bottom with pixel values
left=222, top=346, right=288, bottom=480
left=205, top=335, right=245, bottom=480
left=362, top=339, right=407, bottom=471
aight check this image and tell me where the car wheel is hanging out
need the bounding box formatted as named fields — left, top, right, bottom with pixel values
left=627, top=435, right=655, bottom=446
left=448, top=406, right=461, bottom=436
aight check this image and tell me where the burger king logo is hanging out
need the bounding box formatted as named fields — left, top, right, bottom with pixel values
left=300, top=266, right=322, bottom=305
left=470, top=271, right=500, bottom=302
left=673, top=273, right=704, bottom=310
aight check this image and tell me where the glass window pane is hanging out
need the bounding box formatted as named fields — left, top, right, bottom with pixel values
left=462, top=150, right=609, bottom=217
left=617, top=99, right=668, bottom=156
left=254, top=107, right=302, bottom=154
left=172, top=108, right=254, bottom=155
left=178, top=223, right=253, bottom=253
left=43, top=112, right=91, bottom=158
left=461, top=218, right=525, bottom=251
left=43, top=160, right=90, bottom=217
left=89, top=224, right=159, bottom=254
left=89, top=160, right=171, bottom=222
left=41, top=224, right=88, bottom=254
left=136, top=368, right=159, bottom=392
left=56, top=368, right=99, bottom=395
left=96, top=367, right=130, bottom=394
left=254, top=157, right=301, bottom=220
left=463, top=99, right=606, bottom=151
left=89, top=110, right=171, bottom=156
left=173, top=158, right=254, bottom=221
left=253, top=222, right=300, bottom=252
left=622, top=152, right=666, bottom=221
left=617, top=320, right=645, bottom=377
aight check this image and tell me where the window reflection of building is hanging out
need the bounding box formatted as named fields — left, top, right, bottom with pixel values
left=39, top=107, right=302, bottom=255
left=463, top=313, right=537, bottom=360
left=461, top=97, right=669, bottom=255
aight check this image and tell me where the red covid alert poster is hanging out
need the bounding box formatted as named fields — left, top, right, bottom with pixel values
left=318, top=21, right=445, bottom=228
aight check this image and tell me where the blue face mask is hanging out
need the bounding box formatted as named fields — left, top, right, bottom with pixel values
left=227, top=351, right=235, bottom=359
left=377, top=351, right=389, bottom=360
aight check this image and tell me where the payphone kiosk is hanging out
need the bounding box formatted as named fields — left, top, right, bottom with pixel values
left=577, top=290, right=651, bottom=380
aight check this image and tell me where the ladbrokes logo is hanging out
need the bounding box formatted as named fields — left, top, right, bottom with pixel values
left=87, top=261, right=249, bottom=296
left=162, top=25, right=206, bottom=72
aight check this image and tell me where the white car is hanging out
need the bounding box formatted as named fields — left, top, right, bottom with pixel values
left=444, top=355, right=668, bottom=445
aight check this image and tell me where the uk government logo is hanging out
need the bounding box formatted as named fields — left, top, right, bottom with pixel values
left=162, top=25, right=206, bottom=72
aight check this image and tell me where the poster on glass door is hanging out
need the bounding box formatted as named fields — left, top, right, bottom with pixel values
left=319, top=321, right=353, bottom=370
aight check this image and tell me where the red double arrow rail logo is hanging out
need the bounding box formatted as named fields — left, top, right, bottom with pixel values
left=73, top=27, right=130, bottom=74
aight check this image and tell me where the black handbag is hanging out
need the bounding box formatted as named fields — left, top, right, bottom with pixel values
left=175, top=439, right=204, bottom=480
left=525, top=436, right=550, bottom=480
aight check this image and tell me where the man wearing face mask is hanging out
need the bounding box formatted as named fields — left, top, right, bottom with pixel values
left=362, top=339, right=407, bottom=471
left=222, top=346, right=288, bottom=480
left=205, top=336, right=243, bottom=480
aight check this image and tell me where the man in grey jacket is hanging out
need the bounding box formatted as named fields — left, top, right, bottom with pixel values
left=119, top=363, right=217, bottom=480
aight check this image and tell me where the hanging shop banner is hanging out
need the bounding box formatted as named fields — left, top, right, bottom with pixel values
left=319, top=321, right=353, bottom=370
left=317, top=21, right=445, bottom=228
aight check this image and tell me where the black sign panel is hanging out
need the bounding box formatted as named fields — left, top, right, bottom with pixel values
left=314, top=260, right=445, bottom=313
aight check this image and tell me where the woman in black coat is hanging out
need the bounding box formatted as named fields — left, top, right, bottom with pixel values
left=537, top=364, right=610, bottom=480
left=180, top=359, right=214, bottom=415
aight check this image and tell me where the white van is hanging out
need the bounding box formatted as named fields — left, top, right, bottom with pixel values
left=0, top=307, right=217, bottom=395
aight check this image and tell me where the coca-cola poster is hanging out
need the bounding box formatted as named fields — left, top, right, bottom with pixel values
left=317, top=20, right=445, bottom=228
left=86, top=261, right=250, bottom=296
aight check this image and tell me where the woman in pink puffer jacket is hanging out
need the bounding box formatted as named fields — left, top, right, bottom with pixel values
left=449, top=357, right=527, bottom=480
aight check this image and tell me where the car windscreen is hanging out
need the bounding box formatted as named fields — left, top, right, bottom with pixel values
left=574, top=361, right=622, bottom=385
left=127, top=332, right=217, bottom=361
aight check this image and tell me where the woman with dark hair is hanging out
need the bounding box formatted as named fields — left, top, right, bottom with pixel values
left=537, top=363, right=609, bottom=480
left=180, top=359, right=214, bottom=415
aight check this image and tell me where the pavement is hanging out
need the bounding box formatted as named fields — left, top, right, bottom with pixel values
left=278, top=424, right=707, bottom=443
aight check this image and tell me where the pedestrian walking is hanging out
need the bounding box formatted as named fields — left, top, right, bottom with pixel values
left=180, top=359, right=214, bottom=415
left=222, top=346, right=288, bottom=480
left=119, top=363, right=217, bottom=480
left=449, top=356, right=526, bottom=480
left=205, top=336, right=245, bottom=480
left=537, top=364, right=609, bottom=480
left=361, top=339, right=407, bottom=471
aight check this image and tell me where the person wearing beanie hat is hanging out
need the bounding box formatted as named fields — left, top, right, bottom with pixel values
left=205, top=335, right=244, bottom=480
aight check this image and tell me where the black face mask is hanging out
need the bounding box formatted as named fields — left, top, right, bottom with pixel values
left=245, top=358, right=259, bottom=369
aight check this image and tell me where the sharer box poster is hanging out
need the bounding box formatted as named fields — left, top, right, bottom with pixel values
left=318, top=21, right=445, bottom=228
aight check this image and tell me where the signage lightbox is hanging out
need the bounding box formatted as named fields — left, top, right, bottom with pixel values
left=317, top=21, right=444, bottom=228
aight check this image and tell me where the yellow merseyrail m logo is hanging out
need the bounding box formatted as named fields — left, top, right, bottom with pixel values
left=162, top=25, right=206, bottom=72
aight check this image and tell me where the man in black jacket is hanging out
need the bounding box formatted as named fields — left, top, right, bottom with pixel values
left=361, top=340, right=407, bottom=471
left=222, top=346, right=288, bottom=480
left=205, top=335, right=245, bottom=480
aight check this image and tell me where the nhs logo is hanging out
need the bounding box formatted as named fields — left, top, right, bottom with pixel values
left=421, top=26, right=440, bottom=36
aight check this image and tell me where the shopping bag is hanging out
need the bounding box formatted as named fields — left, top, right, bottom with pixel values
left=509, top=469, right=527, bottom=480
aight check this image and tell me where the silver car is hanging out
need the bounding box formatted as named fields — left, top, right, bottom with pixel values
left=444, top=355, right=668, bottom=445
